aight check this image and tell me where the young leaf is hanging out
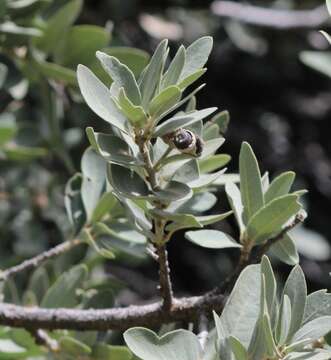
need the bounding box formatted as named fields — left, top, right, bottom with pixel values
left=200, top=138, right=225, bottom=159
left=276, top=294, right=292, bottom=345
left=154, top=107, right=217, bottom=137
left=246, top=194, right=301, bottom=244
left=161, top=45, right=186, bottom=89
left=185, top=230, right=241, bottom=249
left=41, top=265, right=87, bottom=308
left=86, top=127, right=138, bottom=165
left=107, top=164, right=150, bottom=199
left=77, top=65, right=127, bottom=132
left=203, top=123, right=220, bottom=141
left=292, top=316, right=331, bottom=342
left=269, top=234, right=299, bottom=266
left=262, top=313, right=277, bottom=358
left=211, top=110, right=230, bottom=134
left=225, top=182, right=245, bottom=235
left=239, top=142, right=264, bottom=223
left=156, top=210, right=202, bottom=231
left=283, top=265, right=307, bottom=342
left=180, top=36, right=213, bottom=80
left=261, top=256, right=277, bottom=320
left=96, top=47, right=149, bottom=78
left=195, top=211, right=233, bottom=226
left=149, top=86, right=182, bottom=118
left=81, top=148, right=107, bottom=221
left=117, top=87, right=147, bottom=127
left=124, top=328, right=202, bottom=360
left=178, top=69, right=206, bottom=90
left=96, top=51, right=141, bottom=105
left=303, top=290, right=331, bottom=325
left=199, top=154, right=231, bottom=173
left=187, top=169, right=227, bottom=189
left=265, top=171, right=295, bottom=204
left=229, top=336, right=248, bottom=360
left=155, top=84, right=206, bottom=124
left=139, top=39, right=169, bottom=109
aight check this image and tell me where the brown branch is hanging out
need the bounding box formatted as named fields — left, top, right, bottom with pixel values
left=0, top=239, right=82, bottom=281
left=156, top=243, right=174, bottom=310
left=211, top=2, right=329, bottom=30
left=0, top=294, right=225, bottom=331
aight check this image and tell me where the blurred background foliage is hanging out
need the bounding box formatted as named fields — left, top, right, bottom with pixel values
left=1, top=0, right=331, bottom=314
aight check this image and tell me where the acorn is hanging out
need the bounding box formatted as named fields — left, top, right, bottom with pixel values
left=163, top=129, right=204, bottom=157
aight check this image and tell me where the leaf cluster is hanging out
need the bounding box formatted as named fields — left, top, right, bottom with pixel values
left=124, top=258, right=331, bottom=360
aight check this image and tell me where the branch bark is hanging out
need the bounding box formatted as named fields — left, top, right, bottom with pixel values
left=0, top=239, right=82, bottom=281
left=156, top=243, right=173, bottom=310
left=0, top=294, right=225, bottom=331
left=211, top=2, right=329, bottom=30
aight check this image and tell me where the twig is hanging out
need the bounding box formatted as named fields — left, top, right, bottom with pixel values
left=197, top=314, right=209, bottom=350
left=0, top=239, right=82, bottom=281
left=212, top=214, right=304, bottom=294
left=28, top=329, right=59, bottom=352
left=137, top=135, right=159, bottom=191
left=211, top=2, right=329, bottom=30
left=0, top=294, right=225, bottom=331
left=253, top=213, right=305, bottom=263
left=156, top=243, right=174, bottom=310
left=217, top=238, right=253, bottom=293
left=136, top=132, right=174, bottom=309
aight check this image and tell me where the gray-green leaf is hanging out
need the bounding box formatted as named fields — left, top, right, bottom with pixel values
left=239, top=142, right=264, bottom=223
left=41, top=265, right=87, bottom=308
left=246, top=194, right=301, bottom=244
left=185, top=230, right=241, bottom=249
left=139, top=39, right=168, bottom=109
left=283, top=265, right=307, bottom=343
left=124, top=327, right=202, bottom=360
left=269, top=234, right=299, bottom=266
left=154, top=107, right=217, bottom=137
left=77, top=65, right=127, bottom=132
left=96, top=51, right=141, bottom=105
left=265, top=171, right=295, bottom=204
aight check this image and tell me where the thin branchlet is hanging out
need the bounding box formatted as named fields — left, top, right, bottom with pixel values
left=136, top=129, right=174, bottom=310
left=0, top=239, right=82, bottom=281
